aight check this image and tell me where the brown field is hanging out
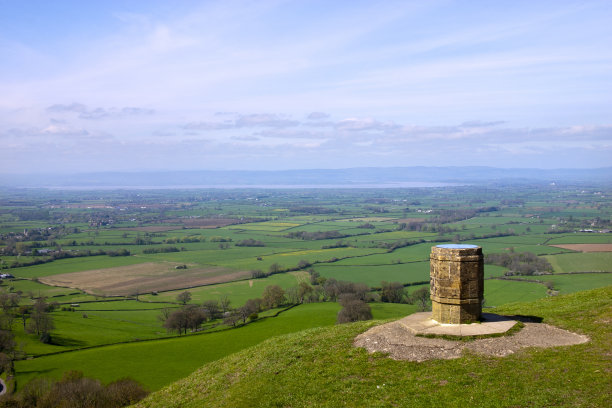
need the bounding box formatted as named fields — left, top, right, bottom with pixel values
left=118, top=226, right=182, bottom=233
left=340, top=217, right=397, bottom=222
left=163, top=218, right=240, bottom=228
left=396, top=218, right=426, bottom=224
left=39, top=262, right=250, bottom=296
left=550, top=244, right=612, bottom=252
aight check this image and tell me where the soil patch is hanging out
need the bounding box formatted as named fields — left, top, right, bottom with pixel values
left=118, top=226, right=181, bottom=233
left=163, top=218, right=240, bottom=229
left=355, top=316, right=589, bottom=361
left=396, top=218, right=426, bottom=224
left=550, top=244, right=612, bottom=253
left=39, top=262, right=249, bottom=296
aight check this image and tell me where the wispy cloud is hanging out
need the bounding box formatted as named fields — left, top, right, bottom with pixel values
left=46, top=103, right=155, bottom=120
left=1, top=1, right=611, bottom=172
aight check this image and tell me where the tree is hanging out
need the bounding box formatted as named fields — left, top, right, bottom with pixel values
left=163, top=306, right=205, bottom=335
left=269, top=262, right=283, bottom=275
left=262, top=285, right=285, bottom=309
left=381, top=281, right=405, bottom=303
left=163, top=309, right=189, bottom=334
left=176, top=291, right=192, bottom=305
left=219, top=295, right=231, bottom=313
left=157, top=307, right=172, bottom=323
left=285, top=286, right=299, bottom=304
left=223, top=311, right=241, bottom=327
left=202, top=300, right=221, bottom=320
left=297, top=282, right=313, bottom=303
left=10, top=370, right=149, bottom=408
left=17, top=305, right=30, bottom=330
left=336, top=293, right=372, bottom=324
left=409, top=287, right=430, bottom=312
left=238, top=299, right=261, bottom=323
left=27, top=298, right=54, bottom=342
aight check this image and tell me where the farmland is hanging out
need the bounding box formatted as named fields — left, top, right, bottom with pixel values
left=0, top=183, right=611, bottom=393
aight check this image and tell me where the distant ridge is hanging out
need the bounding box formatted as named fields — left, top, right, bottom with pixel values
left=1, top=166, right=611, bottom=188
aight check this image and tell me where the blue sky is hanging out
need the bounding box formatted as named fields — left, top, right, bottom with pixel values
left=1, top=0, right=611, bottom=173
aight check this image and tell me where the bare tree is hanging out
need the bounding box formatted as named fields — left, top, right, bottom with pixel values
left=176, top=291, right=192, bottom=305
left=337, top=293, right=372, bottom=324
left=202, top=300, right=221, bottom=320
left=297, top=282, right=313, bottom=303
left=26, top=298, right=54, bottom=342
left=409, top=287, right=431, bottom=312
left=219, top=295, right=231, bottom=313
left=381, top=281, right=405, bottom=303
left=262, top=285, right=285, bottom=309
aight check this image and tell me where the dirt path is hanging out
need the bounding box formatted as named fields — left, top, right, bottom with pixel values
left=355, top=318, right=589, bottom=361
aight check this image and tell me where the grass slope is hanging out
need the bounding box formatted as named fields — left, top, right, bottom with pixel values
left=14, top=302, right=413, bottom=391
left=135, top=286, right=612, bottom=408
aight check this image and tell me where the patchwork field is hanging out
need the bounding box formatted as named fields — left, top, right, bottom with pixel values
left=38, top=262, right=249, bottom=296
left=163, top=218, right=241, bottom=228
left=550, top=243, right=612, bottom=252
left=2, top=184, right=611, bottom=401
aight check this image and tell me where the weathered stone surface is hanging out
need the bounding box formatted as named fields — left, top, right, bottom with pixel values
left=430, top=244, right=483, bottom=324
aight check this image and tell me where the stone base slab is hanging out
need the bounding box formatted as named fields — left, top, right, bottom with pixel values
left=398, top=312, right=518, bottom=337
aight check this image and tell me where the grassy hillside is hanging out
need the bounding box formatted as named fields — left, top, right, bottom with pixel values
left=14, top=302, right=415, bottom=391
left=134, top=286, right=612, bottom=408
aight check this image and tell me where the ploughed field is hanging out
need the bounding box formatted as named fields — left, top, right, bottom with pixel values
left=38, top=262, right=247, bottom=296
left=0, top=185, right=611, bottom=393
left=550, top=243, right=612, bottom=252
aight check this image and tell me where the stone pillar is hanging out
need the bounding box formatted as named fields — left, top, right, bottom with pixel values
left=430, top=244, right=483, bottom=324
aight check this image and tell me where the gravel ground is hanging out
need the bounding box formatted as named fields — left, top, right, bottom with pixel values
left=354, top=320, right=589, bottom=361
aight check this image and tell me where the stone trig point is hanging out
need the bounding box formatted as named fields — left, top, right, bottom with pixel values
left=354, top=242, right=589, bottom=359
left=394, top=243, right=519, bottom=337
left=430, top=244, right=483, bottom=324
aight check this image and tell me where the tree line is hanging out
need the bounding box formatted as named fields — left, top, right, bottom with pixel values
left=160, top=274, right=431, bottom=333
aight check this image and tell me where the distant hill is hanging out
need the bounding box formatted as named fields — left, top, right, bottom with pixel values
left=134, top=286, right=611, bottom=408
left=2, top=167, right=611, bottom=188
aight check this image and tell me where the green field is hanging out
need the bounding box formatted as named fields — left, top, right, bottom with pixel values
left=546, top=252, right=612, bottom=273
left=14, top=301, right=414, bottom=390
left=139, top=272, right=306, bottom=305
left=483, top=278, right=548, bottom=307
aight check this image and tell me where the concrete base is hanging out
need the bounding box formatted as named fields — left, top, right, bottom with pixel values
left=398, top=312, right=518, bottom=337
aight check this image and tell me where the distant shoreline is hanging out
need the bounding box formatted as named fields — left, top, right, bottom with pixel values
left=43, top=182, right=465, bottom=190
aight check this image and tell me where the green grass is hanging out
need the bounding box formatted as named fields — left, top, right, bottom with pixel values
left=483, top=278, right=548, bottom=307
left=13, top=302, right=419, bottom=391
left=510, top=273, right=612, bottom=294
left=545, top=234, right=612, bottom=244
left=139, top=272, right=306, bottom=305
left=134, top=286, right=612, bottom=408
left=546, top=252, right=612, bottom=273
left=2, top=279, right=78, bottom=299
left=315, top=262, right=430, bottom=287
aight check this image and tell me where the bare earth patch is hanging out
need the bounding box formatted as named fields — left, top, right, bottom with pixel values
left=396, top=218, right=427, bottom=224
left=39, top=262, right=250, bottom=296
left=163, top=218, right=240, bottom=228
left=355, top=317, right=589, bottom=361
left=550, top=244, right=612, bottom=252
left=118, top=226, right=182, bottom=232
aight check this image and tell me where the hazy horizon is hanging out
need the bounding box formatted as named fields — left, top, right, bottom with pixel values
left=1, top=1, right=611, bottom=174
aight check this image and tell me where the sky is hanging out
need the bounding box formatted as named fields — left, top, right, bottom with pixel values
left=1, top=0, right=611, bottom=173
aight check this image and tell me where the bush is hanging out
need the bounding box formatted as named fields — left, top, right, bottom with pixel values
left=235, top=239, right=265, bottom=247
left=4, top=370, right=149, bottom=407
left=336, top=293, right=372, bottom=324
